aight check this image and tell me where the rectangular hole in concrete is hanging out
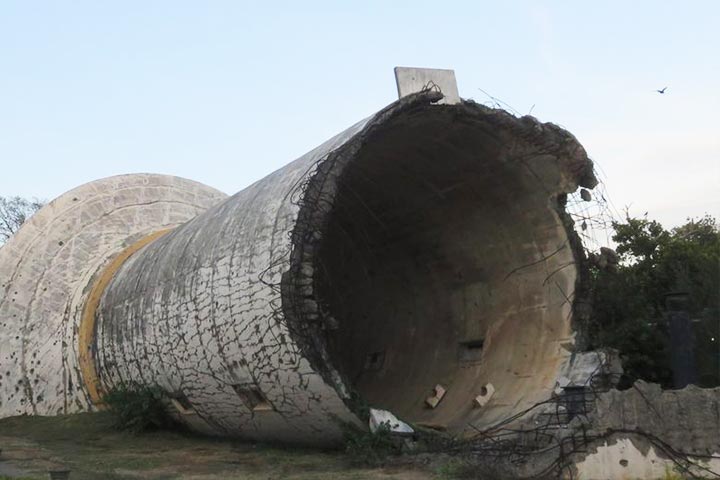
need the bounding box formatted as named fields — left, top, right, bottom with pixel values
left=562, top=386, right=588, bottom=420
left=364, top=351, right=386, bottom=371
left=169, top=392, right=194, bottom=415
left=458, top=339, right=484, bottom=364
left=231, top=384, right=273, bottom=412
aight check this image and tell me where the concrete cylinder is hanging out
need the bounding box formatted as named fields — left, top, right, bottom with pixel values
left=87, top=92, right=596, bottom=444
left=0, top=174, right=226, bottom=417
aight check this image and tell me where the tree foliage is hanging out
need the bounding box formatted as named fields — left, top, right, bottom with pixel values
left=588, top=214, right=720, bottom=388
left=0, top=196, right=45, bottom=244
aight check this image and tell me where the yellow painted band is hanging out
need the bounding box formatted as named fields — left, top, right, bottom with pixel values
left=78, top=229, right=173, bottom=406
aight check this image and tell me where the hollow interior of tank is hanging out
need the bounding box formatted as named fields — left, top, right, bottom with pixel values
left=314, top=110, right=578, bottom=433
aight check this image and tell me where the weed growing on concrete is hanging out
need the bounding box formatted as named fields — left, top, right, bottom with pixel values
left=103, top=383, right=176, bottom=433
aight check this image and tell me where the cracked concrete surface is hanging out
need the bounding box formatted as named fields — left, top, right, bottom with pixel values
left=0, top=90, right=611, bottom=447
left=568, top=381, right=720, bottom=479
left=0, top=174, right=226, bottom=417
left=87, top=92, right=596, bottom=444
left=0, top=93, right=597, bottom=445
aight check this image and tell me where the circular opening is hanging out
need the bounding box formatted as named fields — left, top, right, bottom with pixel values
left=313, top=107, right=579, bottom=433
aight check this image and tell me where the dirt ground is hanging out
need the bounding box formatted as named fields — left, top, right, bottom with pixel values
left=0, top=413, right=445, bottom=480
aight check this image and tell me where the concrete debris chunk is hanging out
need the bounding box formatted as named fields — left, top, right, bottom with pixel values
left=425, top=384, right=447, bottom=408
left=555, top=351, right=615, bottom=394
left=474, top=383, right=495, bottom=407
left=368, top=408, right=414, bottom=435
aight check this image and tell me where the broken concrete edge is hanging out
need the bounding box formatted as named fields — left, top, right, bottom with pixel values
left=418, top=380, right=720, bottom=479
left=520, top=380, right=720, bottom=478
left=280, top=90, right=598, bottom=430
left=355, top=383, right=720, bottom=475
left=556, top=191, right=596, bottom=354
left=570, top=431, right=720, bottom=480
left=555, top=350, right=622, bottom=393
left=281, top=91, right=446, bottom=425
left=566, top=381, right=720, bottom=479
left=586, top=441, right=719, bottom=479
left=368, top=408, right=414, bottom=435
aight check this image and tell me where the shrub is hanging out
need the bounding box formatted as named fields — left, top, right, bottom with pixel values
left=103, top=383, right=175, bottom=433
left=341, top=421, right=402, bottom=466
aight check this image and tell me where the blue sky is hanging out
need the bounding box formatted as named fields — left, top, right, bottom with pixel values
left=1, top=1, right=718, bottom=228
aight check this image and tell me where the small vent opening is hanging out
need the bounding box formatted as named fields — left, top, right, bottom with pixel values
left=232, top=384, right=273, bottom=412
left=169, top=391, right=194, bottom=415
left=364, top=351, right=386, bottom=371
left=458, top=339, right=484, bottom=364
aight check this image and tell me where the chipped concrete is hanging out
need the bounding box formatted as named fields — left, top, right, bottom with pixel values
left=589, top=382, right=720, bottom=457
left=575, top=438, right=720, bottom=480
left=568, top=382, right=720, bottom=479
left=369, top=408, right=414, bottom=435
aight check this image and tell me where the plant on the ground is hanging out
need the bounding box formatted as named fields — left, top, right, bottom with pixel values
left=103, top=383, right=176, bottom=433
left=341, top=420, right=402, bottom=466
left=435, top=458, right=516, bottom=480
left=435, top=458, right=477, bottom=479
left=661, top=464, right=687, bottom=480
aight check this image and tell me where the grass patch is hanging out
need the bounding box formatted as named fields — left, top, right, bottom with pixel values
left=436, top=459, right=475, bottom=480
left=340, top=422, right=402, bottom=466
left=435, top=458, right=518, bottom=480
left=0, top=413, right=435, bottom=479
left=103, top=383, right=177, bottom=433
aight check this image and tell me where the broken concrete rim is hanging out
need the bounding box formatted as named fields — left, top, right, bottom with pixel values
left=284, top=92, right=597, bottom=434
left=0, top=92, right=597, bottom=445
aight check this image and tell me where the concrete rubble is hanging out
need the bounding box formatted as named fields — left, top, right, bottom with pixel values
left=368, top=408, right=414, bottom=435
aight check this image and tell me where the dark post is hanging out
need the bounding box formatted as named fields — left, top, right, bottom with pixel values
left=665, top=292, right=698, bottom=388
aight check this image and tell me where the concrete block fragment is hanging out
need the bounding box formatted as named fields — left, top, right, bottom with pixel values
left=425, top=384, right=447, bottom=408
left=368, top=408, right=413, bottom=435
left=394, top=67, right=460, bottom=104
left=474, top=383, right=495, bottom=408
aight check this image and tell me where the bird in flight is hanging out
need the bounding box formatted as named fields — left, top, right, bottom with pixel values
left=656, top=86, right=668, bottom=94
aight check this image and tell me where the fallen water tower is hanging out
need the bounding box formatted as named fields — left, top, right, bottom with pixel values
left=0, top=68, right=597, bottom=444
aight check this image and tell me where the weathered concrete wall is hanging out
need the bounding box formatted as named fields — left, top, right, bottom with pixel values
left=454, top=362, right=720, bottom=479
left=575, top=437, right=720, bottom=480
left=0, top=175, right=226, bottom=417
left=572, top=382, right=720, bottom=479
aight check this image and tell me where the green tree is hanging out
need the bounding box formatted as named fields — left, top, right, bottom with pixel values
left=588, top=214, right=720, bottom=388
left=0, top=196, right=45, bottom=244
